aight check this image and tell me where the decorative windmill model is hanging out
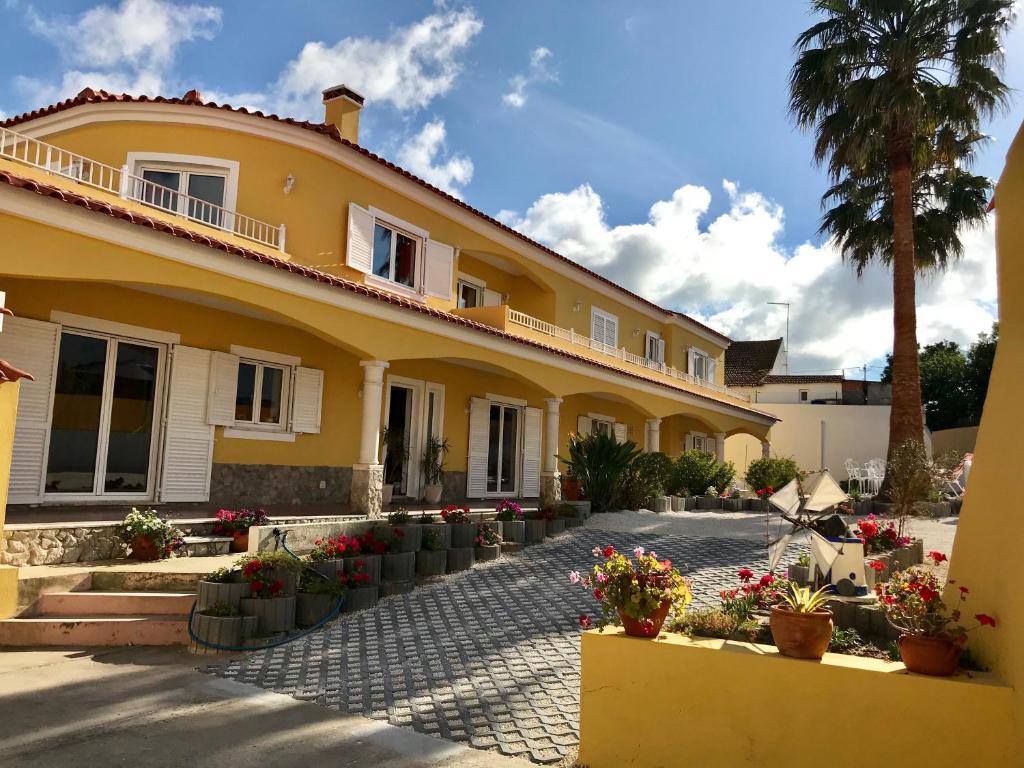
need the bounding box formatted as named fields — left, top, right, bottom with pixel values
left=766, top=470, right=871, bottom=597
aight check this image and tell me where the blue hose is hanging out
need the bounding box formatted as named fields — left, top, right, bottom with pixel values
left=187, top=528, right=344, bottom=652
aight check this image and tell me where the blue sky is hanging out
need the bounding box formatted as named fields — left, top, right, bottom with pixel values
left=2, top=0, right=1019, bottom=375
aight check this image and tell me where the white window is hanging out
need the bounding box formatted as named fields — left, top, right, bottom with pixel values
left=127, top=152, right=239, bottom=228
left=591, top=308, right=619, bottom=351
left=235, top=360, right=290, bottom=428
left=372, top=220, right=421, bottom=289
left=457, top=278, right=483, bottom=309
left=592, top=418, right=613, bottom=437
left=645, top=331, right=665, bottom=364
left=688, top=347, right=716, bottom=383
left=799, top=389, right=809, bottom=402
left=687, top=432, right=710, bottom=452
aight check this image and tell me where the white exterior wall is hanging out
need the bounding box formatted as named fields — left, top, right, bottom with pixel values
left=726, top=403, right=891, bottom=479
left=739, top=382, right=844, bottom=404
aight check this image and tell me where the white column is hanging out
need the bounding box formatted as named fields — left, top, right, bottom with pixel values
left=540, top=397, right=562, bottom=505
left=356, top=360, right=389, bottom=466
left=714, top=432, right=726, bottom=462
left=646, top=419, right=661, bottom=453
left=761, top=440, right=771, bottom=459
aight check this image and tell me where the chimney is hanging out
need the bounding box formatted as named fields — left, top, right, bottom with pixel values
left=321, top=84, right=364, bottom=144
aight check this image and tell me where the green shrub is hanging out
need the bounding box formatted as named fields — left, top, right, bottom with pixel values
left=670, top=608, right=737, bottom=639
left=558, top=431, right=641, bottom=514
left=828, top=627, right=864, bottom=653
left=619, top=451, right=673, bottom=510
left=744, top=456, right=799, bottom=493
left=200, top=602, right=241, bottom=618
left=669, top=451, right=735, bottom=496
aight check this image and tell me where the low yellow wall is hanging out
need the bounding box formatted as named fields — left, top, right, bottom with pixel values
left=579, top=630, right=1016, bottom=768
left=930, top=426, right=978, bottom=457
left=0, top=381, right=20, bottom=617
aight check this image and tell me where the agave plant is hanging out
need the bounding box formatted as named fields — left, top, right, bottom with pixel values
left=780, top=583, right=832, bottom=614
left=558, top=431, right=641, bottom=514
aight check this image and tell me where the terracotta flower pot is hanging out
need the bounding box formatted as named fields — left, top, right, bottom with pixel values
left=898, top=634, right=962, bottom=676
left=230, top=531, right=249, bottom=553
left=129, top=535, right=161, bottom=562
left=769, top=606, right=833, bottom=660
left=562, top=477, right=582, bottom=501
left=618, top=599, right=672, bottom=638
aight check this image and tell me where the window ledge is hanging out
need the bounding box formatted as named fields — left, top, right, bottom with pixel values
left=222, top=427, right=296, bottom=443
left=364, top=274, right=425, bottom=301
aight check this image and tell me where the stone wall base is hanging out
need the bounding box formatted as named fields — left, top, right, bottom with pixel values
left=351, top=465, right=384, bottom=519
left=211, top=464, right=352, bottom=506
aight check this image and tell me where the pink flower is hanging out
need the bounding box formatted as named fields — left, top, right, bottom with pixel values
left=633, top=546, right=645, bottom=558
left=596, top=572, right=609, bottom=584
left=568, top=570, right=581, bottom=585
left=578, top=614, right=592, bottom=629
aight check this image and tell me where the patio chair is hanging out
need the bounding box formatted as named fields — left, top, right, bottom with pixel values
left=844, top=459, right=866, bottom=494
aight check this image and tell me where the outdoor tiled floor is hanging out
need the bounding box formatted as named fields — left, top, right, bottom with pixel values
left=207, top=528, right=795, bottom=764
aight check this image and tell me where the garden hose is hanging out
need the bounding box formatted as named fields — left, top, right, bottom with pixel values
left=187, top=527, right=344, bottom=652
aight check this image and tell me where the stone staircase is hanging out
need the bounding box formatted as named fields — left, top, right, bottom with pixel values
left=0, top=570, right=203, bottom=647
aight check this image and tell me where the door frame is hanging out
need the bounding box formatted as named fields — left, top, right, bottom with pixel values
left=42, top=327, right=168, bottom=503
left=383, top=376, right=425, bottom=499
left=483, top=398, right=525, bottom=498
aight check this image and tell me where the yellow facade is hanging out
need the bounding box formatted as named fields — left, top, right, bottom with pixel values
left=0, top=381, right=19, bottom=617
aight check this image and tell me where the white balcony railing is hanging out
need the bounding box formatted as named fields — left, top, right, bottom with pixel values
left=507, top=308, right=749, bottom=402
left=0, top=126, right=285, bottom=251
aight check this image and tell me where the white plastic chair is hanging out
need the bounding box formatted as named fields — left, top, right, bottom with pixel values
left=844, top=459, right=866, bottom=494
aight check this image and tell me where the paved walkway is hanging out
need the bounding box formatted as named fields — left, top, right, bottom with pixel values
left=208, top=526, right=799, bottom=764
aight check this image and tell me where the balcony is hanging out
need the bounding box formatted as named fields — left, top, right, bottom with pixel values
left=453, top=305, right=751, bottom=404
left=0, top=126, right=285, bottom=252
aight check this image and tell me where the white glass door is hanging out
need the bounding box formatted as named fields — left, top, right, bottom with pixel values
left=486, top=404, right=521, bottom=495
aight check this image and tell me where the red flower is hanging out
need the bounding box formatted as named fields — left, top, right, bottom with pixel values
left=928, top=551, right=948, bottom=565
left=660, top=559, right=672, bottom=570
left=758, top=574, right=773, bottom=588
left=394, top=527, right=405, bottom=538
left=976, top=614, right=997, bottom=627
left=251, top=580, right=265, bottom=593
left=868, top=560, right=886, bottom=572
left=918, top=586, right=940, bottom=603
left=270, top=579, right=284, bottom=595
left=578, top=614, right=592, bottom=629
left=738, top=568, right=754, bottom=582
left=602, top=545, right=616, bottom=558
left=593, top=588, right=605, bottom=601
left=858, top=521, right=878, bottom=539
left=959, top=586, right=970, bottom=595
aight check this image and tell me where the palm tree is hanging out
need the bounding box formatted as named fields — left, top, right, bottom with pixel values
left=789, top=0, right=1013, bottom=491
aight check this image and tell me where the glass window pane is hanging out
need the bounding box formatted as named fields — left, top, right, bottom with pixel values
left=46, top=333, right=108, bottom=494
left=500, top=407, right=518, bottom=493
left=236, top=362, right=256, bottom=421
left=487, top=404, right=501, bottom=493
left=259, top=366, right=284, bottom=424
left=373, top=224, right=393, bottom=279
left=141, top=169, right=180, bottom=212
left=459, top=282, right=479, bottom=309
left=105, top=343, right=158, bottom=493
left=186, top=174, right=226, bottom=226
left=394, top=232, right=417, bottom=287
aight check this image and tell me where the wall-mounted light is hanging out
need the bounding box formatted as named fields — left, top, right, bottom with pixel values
left=283, top=174, right=296, bottom=194
left=632, top=328, right=642, bottom=337
left=573, top=300, right=582, bottom=313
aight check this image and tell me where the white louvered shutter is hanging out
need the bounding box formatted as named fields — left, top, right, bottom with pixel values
left=291, top=366, right=324, bottom=434
left=613, top=423, right=628, bottom=444
left=346, top=203, right=374, bottom=274
left=0, top=316, right=59, bottom=503
left=687, top=347, right=697, bottom=377
left=423, top=240, right=455, bottom=300
left=482, top=289, right=503, bottom=307
left=590, top=312, right=604, bottom=346
left=521, top=407, right=542, bottom=497
left=655, top=337, right=666, bottom=364
left=707, top=357, right=717, bottom=384
left=684, top=433, right=694, bottom=452
left=207, top=351, right=239, bottom=426
left=576, top=415, right=593, bottom=436
left=466, top=397, right=490, bottom=497
left=160, top=346, right=215, bottom=502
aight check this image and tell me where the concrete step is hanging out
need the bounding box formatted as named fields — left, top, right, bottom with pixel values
left=90, top=570, right=209, bottom=593
left=0, top=615, right=189, bottom=647
left=35, top=591, right=196, bottom=617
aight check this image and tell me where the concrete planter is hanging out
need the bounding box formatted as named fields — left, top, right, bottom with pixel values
left=344, top=554, right=381, bottom=585
left=562, top=516, right=584, bottom=529
left=722, top=498, right=744, bottom=512
left=851, top=500, right=874, bottom=516
left=423, top=484, right=443, bottom=505
left=311, top=559, right=345, bottom=578
left=653, top=496, right=671, bottom=514
left=500, top=541, right=524, bottom=554
left=917, top=501, right=953, bottom=518
left=872, top=501, right=895, bottom=516
left=240, top=595, right=296, bottom=633
left=670, top=496, right=684, bottom=512
left=382, top=551, right=416, bottom=582
left=391, top=524, right=422, bottom=552
left=380, top=580, right=415, bottom=597
left=525, top=519, right=547, bottom=544
left=560, top=500, right=592, bottom=519
left=262, top=567, right=299, bottom=596
left=893, top=546, right=914, bottom=572
left=682, top=496, right=699, bottom=511
left=500, top=520, right=526, bottom=543
left=698, top=496, right=722, bottom=510
left=418, top=523, right=451, bottom=550
left=196, top=579, right=251, bottom=611
left=787, top=564, right=810, bottom=586
left=192, top=613, right=258, bottom=648
left=546, top=519, right=567, bottom=537
left=416, top=548, right=447, bottom=577
left=951, top=497, right=964, bottom=515
left=447, top=548, right=475, bottom=572
left=296, top=593, right=339, bottom=627
left=475, top=544, right=500, bottom=562
left=448, top=523, right=477, bottom=549
left=342, top=585, right=379, bottom=613
left=746, top=498, right=769, bottom=512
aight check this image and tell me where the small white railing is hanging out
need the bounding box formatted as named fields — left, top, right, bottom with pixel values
left=507, top=308, right=749, bottom=401
left=0, top=125, right=285, bottom=252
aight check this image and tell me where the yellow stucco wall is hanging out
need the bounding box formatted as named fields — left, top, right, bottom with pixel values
left=0, top=381, right=19, bottom=617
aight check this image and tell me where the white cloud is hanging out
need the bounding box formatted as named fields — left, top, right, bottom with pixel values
left=502, top=181, right=998, bottom=374
left=395, top=118, right=474, bottom=197
left=268, top=7, right=483, bottom=120
left=503, top=46, right=556, bottom=108
left=17, top=0, right=221, bottom=103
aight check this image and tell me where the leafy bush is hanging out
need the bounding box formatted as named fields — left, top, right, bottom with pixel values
left=670, top=608, right=737, bottom=639
left=828, top=627, right=864, bottom=653
left=744, top=456, right=799, bottom=494
left=558, top=431, right=641, bottom=513
left=619, top=451, right=673, bottom=510
left=387, top=508, right=412, bottom=525
left=200, top=602, right=241, bottom=618
left=668, top=451, right=735, bottom=496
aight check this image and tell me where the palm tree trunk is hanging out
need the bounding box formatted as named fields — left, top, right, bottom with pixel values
left=879, top=137, right=925, bottom=498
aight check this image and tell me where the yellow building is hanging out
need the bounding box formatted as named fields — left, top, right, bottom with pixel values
left=0, top=86, right=775, bottom=517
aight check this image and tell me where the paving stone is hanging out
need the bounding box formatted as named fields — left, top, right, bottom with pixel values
left=207, top=528, right=793, bottom=764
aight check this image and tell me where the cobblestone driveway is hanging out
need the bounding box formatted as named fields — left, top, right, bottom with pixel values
left=208, top=528, right=792, bottom=763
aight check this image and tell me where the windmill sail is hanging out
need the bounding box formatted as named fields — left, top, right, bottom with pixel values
left=768, top=479, right=801, bottom=515
left=802, top=471, right=848, bottom=512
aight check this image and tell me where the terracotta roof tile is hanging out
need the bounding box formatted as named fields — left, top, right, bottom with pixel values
left=763, top=374, right=843, bottom=385
left=0, top=167, right=773, bottom=422
left=0, top=88, right=730, bottom=345
left=724, top=339, right=783, bottom=387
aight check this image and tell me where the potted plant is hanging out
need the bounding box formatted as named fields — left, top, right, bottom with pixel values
left=723, top=490, right=744, bottom=512
left=416, top=529, right=447, bottom=577
left=875, top=564, right=996, bottom=676
left=212, top=508, right=269, bottom=552
left=769, top=583, right=834, bottom=660
left=474, top=523, right=502, bottom=562
left=572, top=544, right=692, bottom=638
left=341, top=559, right=378, bottom=612
left=120, top=507, right=183, bottom=561
left=197, top=566, right=251, bottom=611
left=237, top=551, right=302, bottom=595
left=557, top=503, right=584, bottom=528
left=524, top=509, right=548, bottom=544
left=561, top=471, right=583, bottom=501
left=375, top=526, right=416, bottom=583
left=350, top=531, right=384, bottom=584
left=239, top=564, right=296, bottom=633
left=307, top=534, right=359, bottom=577
left=192, top=602, right=258, bottom=648
left=296, top=572, right=345, bottom=627
left=698, top=486, right=722, bottom=510
left=495, top=499, right=525, bottom=545
left=787, top=553, right=812, bottom=587
left=558, top=432, right=641, bottom=514
left=439, top=504, right=476, bottom=546
left=542, top=506, right=566, bottom=536
left=421, top=435, right=450, bottom=505
left=387, top=507, right=422, bottom=551
left=380, top=426, right=408, bottom=506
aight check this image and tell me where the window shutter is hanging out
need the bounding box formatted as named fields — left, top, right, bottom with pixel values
left=687, top=347, right=697, bottom=376
left=482, top=288, right=503, bottom=307
left=707, top=357, right=717, bottom=384
left=346, top=203, right=374, bottom=274
left=684, top=433, right=694, bottom=452
left=0, top=316, right=60, bottom=503
left=613, top=423, right=628, bottom=444
left=655, top=338, right=666, bottom=364
left=423, top=240, right=455, bottom=299
left=160, top=346, right=215, bottom=502
left=290, top=366, right=324, bottom=434
left=207, top=351, right=239, bottom=426
left=521, top=406, right=542, bottom=497
left=466, top=397, right=490, bottom=497
left=576, top=415, right=593, bottom=435
left=590, top=311, right=603, bottom=344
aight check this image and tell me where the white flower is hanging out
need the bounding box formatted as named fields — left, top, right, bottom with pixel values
left=569, top=570, right=581, bottom=584
left=633, top=546, right=645, bottom=558
left=592, top=546, right=602, bottom=558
